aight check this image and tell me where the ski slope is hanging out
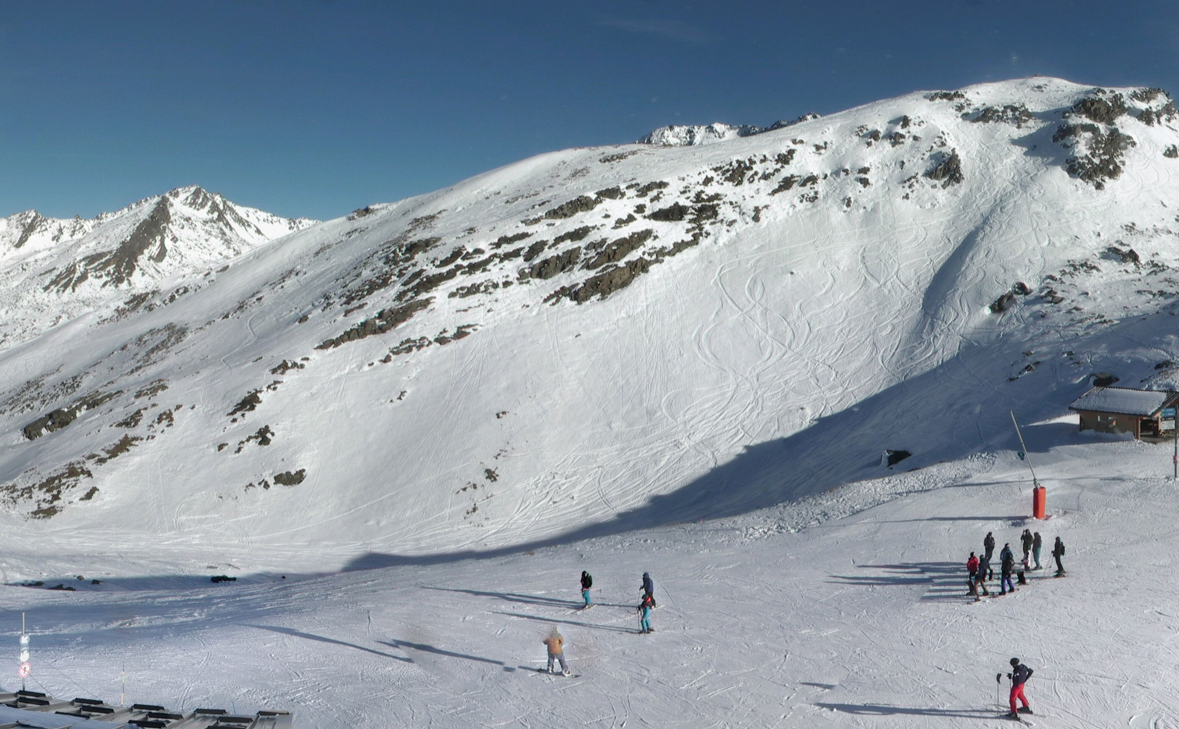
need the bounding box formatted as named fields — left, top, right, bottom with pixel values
left=1, top=428, right=1177, bottom=727
left=0, top=77, right=1177, bottom=725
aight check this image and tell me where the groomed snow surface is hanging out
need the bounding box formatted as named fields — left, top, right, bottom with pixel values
left=2, top=425, right=1177, bottom=728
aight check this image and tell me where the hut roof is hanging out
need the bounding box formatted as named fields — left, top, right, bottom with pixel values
left=1069, top=386, right=1178, bottom=417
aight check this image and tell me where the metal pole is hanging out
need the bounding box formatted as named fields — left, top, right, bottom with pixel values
left=1010, top=410, right=1040, bottom=488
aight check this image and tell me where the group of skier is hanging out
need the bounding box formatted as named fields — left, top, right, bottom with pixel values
left=967, top=529, right=1066, bottom=600
left=967, top=529, right=1067, bottom=720
left=542, top=570, right=658, bottom=675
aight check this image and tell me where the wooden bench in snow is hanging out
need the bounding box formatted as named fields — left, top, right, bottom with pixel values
left=1069, top=385, right=1179, bottom=440
left=0, top=691, right=292, bottom=728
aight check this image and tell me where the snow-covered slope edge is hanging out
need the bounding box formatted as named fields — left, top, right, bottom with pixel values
left=2, top=77, right=1179, bottom=568
left=0, top=186, right=316, bottom=349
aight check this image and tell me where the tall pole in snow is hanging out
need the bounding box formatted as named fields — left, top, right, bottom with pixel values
left=19, top=612, right=29, bottom=692
left=1010, top=410, right=1039, bottom=489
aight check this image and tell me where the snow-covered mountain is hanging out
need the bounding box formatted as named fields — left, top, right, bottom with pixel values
left=2, top=77, right=1179, bottom=558
left=639, top=113, right=821, bottom=146
left=5, top=76, right=1179, bottom=727
left=0, top=186, right=315, bottom=349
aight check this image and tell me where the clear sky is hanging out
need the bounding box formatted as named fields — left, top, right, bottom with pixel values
left=3, top=1, right=1179, bottom=221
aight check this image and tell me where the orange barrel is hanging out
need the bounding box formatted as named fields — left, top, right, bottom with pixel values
left=1032, top=486, right=1046, bottom=519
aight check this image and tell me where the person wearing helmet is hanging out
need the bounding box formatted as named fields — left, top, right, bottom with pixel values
left=999, top=544, right=1016, bottom=595
left=640, top=572, right=657, bottom=608
left=580, top=571, right=593, bottom=609
left=1005, top=657, right=1034, bottom=719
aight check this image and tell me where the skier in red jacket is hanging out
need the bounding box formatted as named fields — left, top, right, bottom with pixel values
left=966, top=552, right=980, bottom=597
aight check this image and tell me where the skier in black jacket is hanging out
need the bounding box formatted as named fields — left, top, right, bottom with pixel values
left=641, top=572, right=656, bottom=608
left=1006, top=657, right=1034, bottom=719
left=1053, top=536, right=1066, bottom=576
left=999, top=544, right=1016, bottom=595
left=580, top=571, right=593, bottom=608
left=1020, top=529, right=1034, bottom=569
left=983, top=532, right=996, bottom=578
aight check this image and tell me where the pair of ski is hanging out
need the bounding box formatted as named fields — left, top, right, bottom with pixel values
left=1001, top=707, right=1035, bottom=723
left=536, top=668, right=580, bottom=678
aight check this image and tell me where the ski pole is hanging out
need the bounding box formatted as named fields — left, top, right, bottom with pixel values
left=996, top=673, right=1003, bottom=711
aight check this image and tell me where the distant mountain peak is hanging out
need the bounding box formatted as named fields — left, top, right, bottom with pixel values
left=639, top=113, right=823, bottom=147
left=0, top=188, right=317, bottom=348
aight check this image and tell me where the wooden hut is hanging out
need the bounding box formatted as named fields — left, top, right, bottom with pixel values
left=1069, top=386, right=1179, bottom=440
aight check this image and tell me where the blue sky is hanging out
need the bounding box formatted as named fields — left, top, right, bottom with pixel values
left=3, top=1, right=1178, bottom=221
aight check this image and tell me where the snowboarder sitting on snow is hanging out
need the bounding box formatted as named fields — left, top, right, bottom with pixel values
left=638, top=592, right=654, bottom=634
left=641, top=571, right=656, bottom=608
left=543, top=628, right=571, bottom=675
left=1053, top=536, right=1066, bottom=576
left=580, top=571, right=593, bottom=608
left=1005, top=657, right=1034, bottom=718
left=1020, top=529, right=1034, bottom=569
left=967, top=552, right=979, bottom=596
left=999, top=543, right=1016, bottom=595
left=1032, top=532, right=1043, bottom=570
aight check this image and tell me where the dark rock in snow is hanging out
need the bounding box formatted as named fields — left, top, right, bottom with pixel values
left=1104, top=246, right=1140, bottom=265
left=990, top=291, right=1016, bottom=313
left=23, top=391, right=119, bottom=440
left=925, top=151, right=964, bottom=187
left=1091, top=372, right=1119, bottom=387
left=1071, top=93, right=1127, bottom=125
left=273, top=469, right=306, bottom=486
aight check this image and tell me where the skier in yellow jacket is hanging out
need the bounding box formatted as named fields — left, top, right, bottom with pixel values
left=543, top=628, right=570, bottom=675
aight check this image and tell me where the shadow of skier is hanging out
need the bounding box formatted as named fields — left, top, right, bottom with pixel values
left=815, top=702, right=999, bottom=719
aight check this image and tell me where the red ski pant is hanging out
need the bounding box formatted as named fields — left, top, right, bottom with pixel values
left=1009, top=683, right=1029, bottom=714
